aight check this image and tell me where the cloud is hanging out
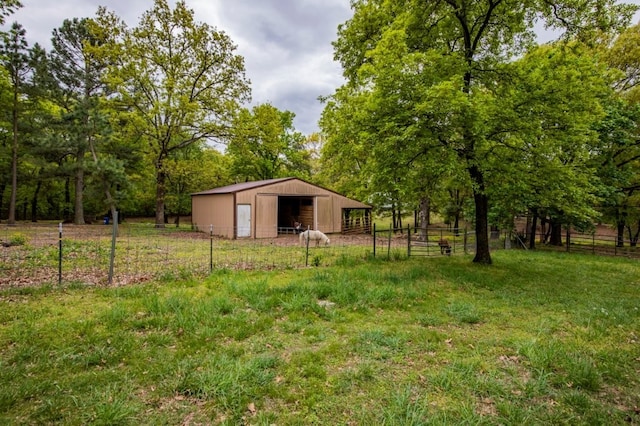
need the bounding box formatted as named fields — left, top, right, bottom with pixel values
left=5, top=0, right=353, bottom=135
left=198, top=0, right=351, bottom=134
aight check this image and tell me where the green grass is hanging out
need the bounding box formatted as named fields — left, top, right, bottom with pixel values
left=1, top=250, right=639, bottom=424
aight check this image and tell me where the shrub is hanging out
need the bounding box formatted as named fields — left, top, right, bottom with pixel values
left=7, top=233, right=27, bottom=247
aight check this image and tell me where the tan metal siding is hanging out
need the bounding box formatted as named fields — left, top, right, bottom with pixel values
left=191, top=193, right=235, bottom=238
left=235, top=190, right=253, bottom=204
left=316, top=196, right=333, bottom=232
left=255, top=195, right=277, bottom=238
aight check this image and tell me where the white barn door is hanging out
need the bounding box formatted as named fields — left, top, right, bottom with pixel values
left=237, top=204, right=251, bottom=237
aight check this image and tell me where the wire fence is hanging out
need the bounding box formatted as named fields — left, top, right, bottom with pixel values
left=0, top=223, right=375, bottom=288
left=513, top=229, right=640, bottom=258
left=4, top=220, right=633, bottom=288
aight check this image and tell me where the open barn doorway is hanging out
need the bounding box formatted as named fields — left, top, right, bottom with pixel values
left=278, top=196, right=314, bottom=234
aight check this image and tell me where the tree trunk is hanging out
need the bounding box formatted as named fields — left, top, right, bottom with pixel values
left=549, top=220, right=562, bottom=246
left=64, top=177, right=71, bottom=220
left=616, top=221, right=625, bottom=247
left=627, top=222, right=640, bottom=247
left=7, top=85, right=18, bottom=226
left=391, top=205, right=396, bottom=230
left=418, top=197, right=429, bottom=241
left=469, top=164, right=491, bottom=264
left=155, top=165, right=167, bottom=229
left=529, top=211, right=538, bottom=250
left=541, top=218, right=550, bottom=243
left=74, top=147, right=85, bottom=224
left=461, top=52, right=490, bottom=263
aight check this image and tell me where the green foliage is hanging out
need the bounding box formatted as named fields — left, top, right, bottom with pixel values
left=164, top=144, right=232, bottom=220
left=93, top=0, right=250, bottom=226
left=228, top=103, right=311, bottom=181
left=605, top=23, right=640, bottom=103
left=0, top=1, right=21, bottom=27
left=487, top=42, right=611, bottom=230
left=322, top=0, right=637, bottom=264
left=7, top=232, right=27, bottom=246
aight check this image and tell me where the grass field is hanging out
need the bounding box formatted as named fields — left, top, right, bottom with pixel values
left=1, top=250, right=639, bottom=425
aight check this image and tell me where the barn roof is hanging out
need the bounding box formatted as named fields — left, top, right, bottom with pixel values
left=191, top=178, right=371, bottom=209
left=191, top=178, right=294, bottom=195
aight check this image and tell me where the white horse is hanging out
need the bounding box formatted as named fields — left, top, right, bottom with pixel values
left=299, top=230, right=330, bottom=247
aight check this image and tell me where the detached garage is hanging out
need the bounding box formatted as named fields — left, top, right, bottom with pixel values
left=191, top=177, right=371, bottom=239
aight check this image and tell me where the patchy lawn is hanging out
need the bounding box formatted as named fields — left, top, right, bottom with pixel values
left=1, top=250, right=639, bottom=424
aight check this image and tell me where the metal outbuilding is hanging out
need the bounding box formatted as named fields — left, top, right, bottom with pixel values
left=191, top=177, right=371, bottom=238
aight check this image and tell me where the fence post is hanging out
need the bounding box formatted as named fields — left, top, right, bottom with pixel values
left=209, top=225, right=213, bottom=272
left=387, top=223, right=392, bottom=259
left=373, top=223, right=376, bottom=258
left=453, top=231, right=456, bottom=254
left=592, top=233, right=595, bottom=255
left=407, top=224, right=411, bottom=257
left=566, top=227, right=570, bottom=252
left=108, top=211, right=118, bottom=285
left=305, top=225, right=310, bottom=266
left=58, top=222, right=63, bottom=285
left=426, top=226, right=429, bottom=256
left=463, top=227, right=468, bottom=255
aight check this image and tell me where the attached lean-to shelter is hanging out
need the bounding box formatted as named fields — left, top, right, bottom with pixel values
left=191, top=177, right=371, bottom=239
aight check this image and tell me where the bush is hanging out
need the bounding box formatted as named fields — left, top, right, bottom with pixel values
left=5, top=233, right=28, bottom=247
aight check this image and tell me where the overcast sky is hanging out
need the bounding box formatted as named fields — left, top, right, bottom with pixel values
left=6, top=0, right=353, bottom=136
left=5, top=1, right=640, bottom=136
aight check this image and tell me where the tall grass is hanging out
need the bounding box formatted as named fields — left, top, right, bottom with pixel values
left=1, top=250, right=639, bottom=424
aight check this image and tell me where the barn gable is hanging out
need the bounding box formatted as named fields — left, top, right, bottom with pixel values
left=191, top=178, right=371, bottom=239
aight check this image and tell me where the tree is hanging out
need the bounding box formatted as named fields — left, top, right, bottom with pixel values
left=164, top=144, right=232, bottom=226
left=48, top=17, right=114, bottom=224
left=326, top=0, right=636, bottom=263
left=228, top=103, right=310, bottom=182
left=1, top=22, right=29, bottom=224
left=96, top=0, right=250, bottom=227
left=318, top=85, right=371, bottom=201
left=320, top=27, right=460, bottom=234
left=596, top=25, right=640, bottom=246
left=605, top=23, right=640, bottom=103
left=488, top=43, right=610, bottom=248
left=0, top=0, right=20, bottom=26
left=0, top=4, right=21, bottom=220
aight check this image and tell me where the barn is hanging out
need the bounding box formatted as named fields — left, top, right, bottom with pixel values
left=191, top=177, right=371, bottom=239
